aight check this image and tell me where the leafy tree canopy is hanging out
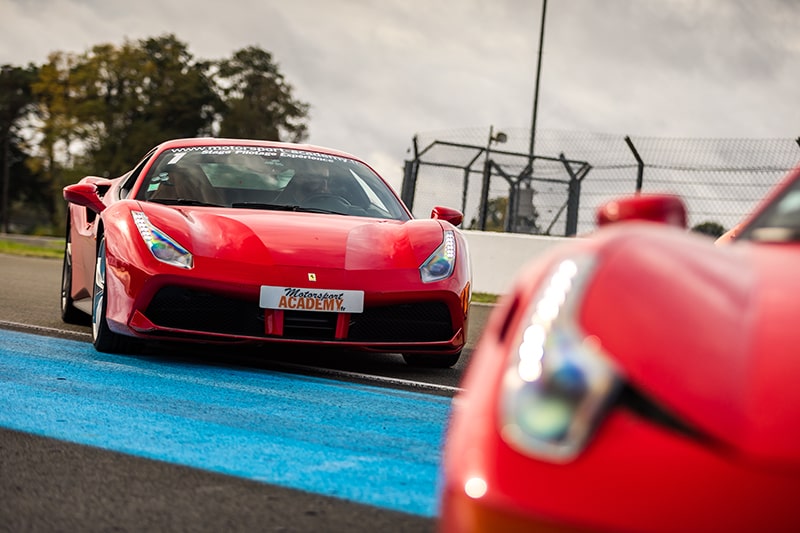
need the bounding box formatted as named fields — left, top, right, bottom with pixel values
left=692, top=220, right=726, bottom=238
left=1, top=63, right=40, bottom=232
left=3, top=35, right=311, bottom=233
left=66, top=35, right=221, bottom=175
left=469, top=196, right=508, bottom=232
left=0, top=63, right=38, bottom=137
left=30, top=34, right=309, bottom=178
left=215, top=46, right=309, bottom=142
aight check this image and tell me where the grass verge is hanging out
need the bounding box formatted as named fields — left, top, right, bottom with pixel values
left=472, top=292, right=499, bottom=304
left=0, top=239, right=63, bottom=259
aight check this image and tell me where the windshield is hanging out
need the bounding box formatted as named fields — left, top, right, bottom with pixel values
left=134, top=145, right=410, bottom=221
left=738, top=175, right=800, bottom=242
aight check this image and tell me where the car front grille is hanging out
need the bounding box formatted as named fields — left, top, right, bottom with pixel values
left=283, top=310, right=338, bottom=339
left=144, top=287, right=455, bottom=343
left=348, top=302, right=453, bottom=342
left=145, top=286, right=263, bottom=336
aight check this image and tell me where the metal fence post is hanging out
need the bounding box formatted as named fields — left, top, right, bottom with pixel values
left=625, top=135, right=644, bottom=192
left=559, top=154, right=579, bottom=236
left=400, top=159, right=418, bottom=209
left=477, top=158, right=492, bottom=230
left=505, top=181, right=518, bottom=233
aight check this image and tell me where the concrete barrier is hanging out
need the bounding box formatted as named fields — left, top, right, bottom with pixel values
left=462, top=230, right=570, bottom=295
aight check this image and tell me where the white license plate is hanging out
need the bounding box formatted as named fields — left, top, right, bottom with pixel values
left=259, top=286, right=364, bottom=313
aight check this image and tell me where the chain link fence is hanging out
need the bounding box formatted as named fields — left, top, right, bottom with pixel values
left=401, top=128, right=800, bottom=236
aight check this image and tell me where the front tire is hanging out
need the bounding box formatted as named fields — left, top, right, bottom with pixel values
left=92, top=236, right=133, bottom=353
left=402, top=351, right=461, bottom=368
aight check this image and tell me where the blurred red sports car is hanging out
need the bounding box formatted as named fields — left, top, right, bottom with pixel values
left=61, top=138, right=470, bottom=367
left=439, top=166, right=800, bottom=531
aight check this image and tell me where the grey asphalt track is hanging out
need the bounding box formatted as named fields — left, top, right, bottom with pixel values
left=0, top=252, right=494, bottom=532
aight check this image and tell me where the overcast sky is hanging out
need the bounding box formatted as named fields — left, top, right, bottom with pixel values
left=1, top=0, right=798, bottom=190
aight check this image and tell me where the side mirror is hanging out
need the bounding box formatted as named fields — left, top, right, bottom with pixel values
left=431, top=206, right=463, bottom=227
left=63, top=182, right=108, bottom=214
left=597, top=194, right=687, bottom=229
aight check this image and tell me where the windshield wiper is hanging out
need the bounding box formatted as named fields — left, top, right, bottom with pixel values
left=230, top=202, right=300, bottom=211
left=149, top=198, right=224, bottom=207
left=231, top=202, right=347, bottom=215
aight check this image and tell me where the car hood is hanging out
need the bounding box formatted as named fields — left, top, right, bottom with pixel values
left=580, top=225, right=800, bottom=465
left=137, top=203, right=445, bottom=270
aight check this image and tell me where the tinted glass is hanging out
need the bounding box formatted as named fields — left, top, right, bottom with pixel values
left=738, top=175, right=800, bottom=241
left=135, top=145, right=410, bottom=221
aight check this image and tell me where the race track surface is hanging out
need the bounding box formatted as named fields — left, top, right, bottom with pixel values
left=0, top=253, right=493, bottom=532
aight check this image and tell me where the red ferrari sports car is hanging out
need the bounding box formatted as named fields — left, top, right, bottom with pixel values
left=61, top=138, right=470, bottom=367
left=439, top=166, right=800, bottom=531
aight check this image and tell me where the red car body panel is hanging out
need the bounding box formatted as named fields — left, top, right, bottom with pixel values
left=63, top=138, right=470, bottom=360
left=440, top=169, right=800, bottom=531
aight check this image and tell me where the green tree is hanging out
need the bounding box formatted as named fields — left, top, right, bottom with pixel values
left=692, top=220, right=725, bottom=238
left=215, top=46, right=309, bottom=142
left=18, top=36, right=310, bottom=233
left=0, top=63, right=42, bottom=232
left=469, top=196, right=509, bottom=232
left=30, top=52, right=84, bottom=230
left=70, top=34, right=220, bottom=176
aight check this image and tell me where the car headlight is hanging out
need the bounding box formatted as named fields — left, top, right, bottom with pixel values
left=499, top=254, right=620, bottom=462
left=132, top=211, right=193, bottom=269
left=420, top=230, right=456, bottom=283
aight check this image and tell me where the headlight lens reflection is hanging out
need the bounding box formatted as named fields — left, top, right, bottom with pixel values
left=132, top=211, right=193, bottom=269
left=500, top=256, right=620, bottom=462
left=420, top=230, right=456, bottom=283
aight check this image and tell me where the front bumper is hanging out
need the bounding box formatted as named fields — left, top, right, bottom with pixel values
left=132, top=284, right=465, bottom=353
left=104, top=257, right=468, bottom=354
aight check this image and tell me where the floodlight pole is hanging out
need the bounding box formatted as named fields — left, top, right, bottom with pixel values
left=528, top=0, right=548, bottom=160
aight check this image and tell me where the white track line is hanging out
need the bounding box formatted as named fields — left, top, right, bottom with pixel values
left=0, top=320, right=92, bottom=339
left=269, top=361, right=463, bottom=394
